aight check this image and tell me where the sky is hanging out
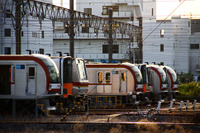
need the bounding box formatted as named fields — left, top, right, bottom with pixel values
left=156, top=0, right=200, bottom=19
left=53, top=0, right=200, bottom=19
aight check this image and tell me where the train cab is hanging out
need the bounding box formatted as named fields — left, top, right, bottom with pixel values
left=0, top=54, right=61, bottom=99
left=146, top=64, right=168, bottom=102
left=161, top=66, right=179, bottom=101
left=52, top=57, right=89, bottom=99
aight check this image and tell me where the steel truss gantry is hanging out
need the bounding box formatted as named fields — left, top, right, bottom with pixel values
left=0, top=0, right=141, bottom=38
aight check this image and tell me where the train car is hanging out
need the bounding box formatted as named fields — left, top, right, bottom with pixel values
left=86, top=63, right=145, bottom=107
left=52, top=56, right=89, bottom=104
left=0, top=54, right=61, bottom=115
left=137, top=64, right=168, bottom=102
left=0, top=54, right=60, bottom=99
left=161, top=66, right=179, bottom=101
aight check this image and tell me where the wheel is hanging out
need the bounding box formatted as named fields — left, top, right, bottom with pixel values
left=128, top=109, right=140, bottom=121
left=147, top=109, right=159, bottom=121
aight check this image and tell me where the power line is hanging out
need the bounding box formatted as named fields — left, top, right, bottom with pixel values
left=142, top=0, right=186, bottom=42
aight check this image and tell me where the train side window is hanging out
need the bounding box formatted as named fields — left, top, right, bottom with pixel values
left=11, top=66, right=15, bottom=82
left=106, top=72, right=110, bottom=83
left=121, top=73, right=126, bottom=81
left=98, top=72, right=103, bottom=83
left=29, top=67, right=35, bottom=79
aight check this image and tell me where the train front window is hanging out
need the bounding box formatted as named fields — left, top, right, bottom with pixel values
left=132, top=66, right=143, bottom=84
left=157, top=67, right=167, bottom=83
left=168, top=68, right=178, bottom=83
left=77, top=59, right=88, bottom=80
left=41, top=58, right=60, bottom=83
left=63, top=58, right=73, bottom=83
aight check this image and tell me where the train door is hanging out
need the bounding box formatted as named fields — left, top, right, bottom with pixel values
left=120, top=71, right=127, bottom=93
left=0, top=65, right=11, bottom=95
left=112, top=71, right=120, bottom=93
left=27, top=65, right=36, bottom=94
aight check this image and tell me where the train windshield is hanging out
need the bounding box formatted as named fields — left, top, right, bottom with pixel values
left=167, top=67, right=178, bottom=83
left=35, top=55, right=60, bottom=83
left=157, top=67, right=167, bottom=83
left=77, top=59, right=88, bottom=80
left=132, top=66, right=143, bottom=84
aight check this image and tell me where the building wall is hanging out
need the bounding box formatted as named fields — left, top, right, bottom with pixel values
left=0, top=0, right=53, bottom=55
left=53, top=0, right=142, bottom=62
left=0, top=17, right=53, bottom=55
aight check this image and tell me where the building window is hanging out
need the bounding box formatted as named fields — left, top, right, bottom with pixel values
left=4, top=47, right=11, bottom=55
left=82, top=24, right=89, bottom=33
left=5, top=10, right=11, bottom=18
left=160, top=29, right=164, bottom=38
left=152, top=8, right=154, bottom=16
left=160, top=44, right=164, bottom=52
left=21, top=31, right=23, bottom=37
left=4, top=29, right=11, bottom=37
left=102, top=6, right=119, bottom=15
left=39, top=48, right=44, bottom=54
left=32, top=32, right=37, bottom=38
left=42, top=31, right=44, bottom=38
left=103, top=45, right=119, bottom=53
left=84, top=8, right=92, bottom=15
left=190, top=44, right=199, bottom=49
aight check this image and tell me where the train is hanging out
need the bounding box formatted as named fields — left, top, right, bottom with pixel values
left=137, top=64, right=168, bottom=102
left=0, top=54, right=179, bottom=115
left=0, top=54, right=89, bottom=116
left=86, top=62, right=179, bottom=108
left=51, top=56, right=89, bottom=106
left=161, top=65, right=179, bottom=101
left=86, top=63, right=148, bottom=107
left=0, top=54, right=61, bottom=99
left=137, top=63, right=179, bottom=102
left=0, top=54, right=62, bottom=115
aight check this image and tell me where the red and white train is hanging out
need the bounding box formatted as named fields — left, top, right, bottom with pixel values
left=52, top=56, right=89, bottom=101
left=137, top=64, right=169, bottom=102
left=0, top=54, right=89, bottom=115
left=161, top=65, right=179, bottom=101
left=86, top=63, right=146, bottom=106
left=0, top=54, right=61, bottom=99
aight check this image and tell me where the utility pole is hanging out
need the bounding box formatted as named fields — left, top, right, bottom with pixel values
left=108, top=8, right=113, bottom=63
left=138, top=17, right=143, bottom=63
left=69, top=0, right=75, bottom=57
left=15, top=0, right=22, bottom=54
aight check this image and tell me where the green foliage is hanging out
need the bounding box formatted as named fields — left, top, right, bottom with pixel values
left=178, top=82, right=200, bottom=97
left=179, top=72, right=194, bottom=83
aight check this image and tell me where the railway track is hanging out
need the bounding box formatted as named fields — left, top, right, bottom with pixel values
left=0, top=120, right=200, bottom=133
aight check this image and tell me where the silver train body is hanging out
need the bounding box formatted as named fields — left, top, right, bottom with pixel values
left=86, top=63, right=145, bottom=103
left=137, top=64, right=168, bottom=102
left=161, top=65, right=179, bottom=101
left=0, top=54, right=61, bottom=100
left=52, top=56, right=89, bottom=99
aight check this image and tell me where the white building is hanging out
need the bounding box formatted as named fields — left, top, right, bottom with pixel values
left=142, top=0, right=200, bottom=76
left=1, top=0, right=199, bottom=77
left=0, top=0, right=54, bottom=55
left=53, top=0, right=143, bottom=62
